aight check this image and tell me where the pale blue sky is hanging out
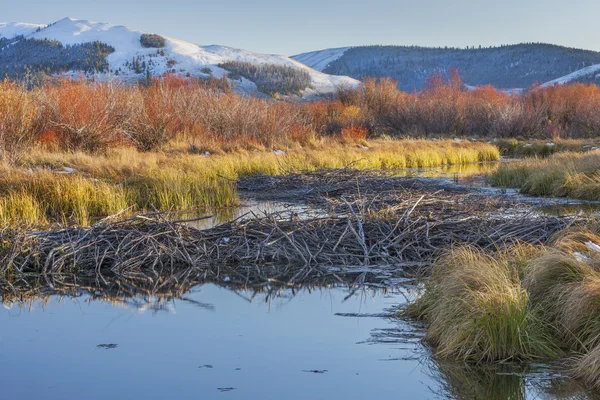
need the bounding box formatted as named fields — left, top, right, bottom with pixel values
left=2, top=0, right=598, bottom=55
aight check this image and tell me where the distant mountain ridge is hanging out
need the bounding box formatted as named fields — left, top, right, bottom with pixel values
left=292, top=44, right=600, bottom=91
left=0, top=18, right=359, bottom=98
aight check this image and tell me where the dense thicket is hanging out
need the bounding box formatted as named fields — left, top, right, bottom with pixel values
left=1, top=73, right=600, bottom=165
left=0, top=37, right=114, bottom=78
left=335, top=74, right=600, bottom=138
left=219, top=61, right=312, bottom=95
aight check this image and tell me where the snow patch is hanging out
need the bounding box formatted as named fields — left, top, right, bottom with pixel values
left=541, top=64, right=600, bottom=87
left=291, top=47, right=351, bottom=71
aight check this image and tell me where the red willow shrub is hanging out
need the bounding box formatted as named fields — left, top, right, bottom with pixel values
left=340, top=73, right=600, bottom=139
left=0, top=80, right=46, bottom=163
left=0, top=73, right=599, bottom=162
left=42, top=80, right=127, bottom=152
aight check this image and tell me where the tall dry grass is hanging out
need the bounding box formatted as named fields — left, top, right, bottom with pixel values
left=0, top=139, right=498, bottom=226
left=407, top=225, right=600, bottom=390
left=406, top=244, right=561, bottom=362
left=489, top=151, right=600, bottom=200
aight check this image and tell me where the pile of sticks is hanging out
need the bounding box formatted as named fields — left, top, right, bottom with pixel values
left=0, top=198, right=576, bottom=294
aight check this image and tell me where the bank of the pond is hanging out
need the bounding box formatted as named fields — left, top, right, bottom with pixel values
left=495, top=138, right=600, bottom=158
left=405, top=225, right=600, bottom=390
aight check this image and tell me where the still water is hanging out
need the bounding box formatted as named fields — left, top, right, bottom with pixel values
left=0, top=285, right=589, bottom=399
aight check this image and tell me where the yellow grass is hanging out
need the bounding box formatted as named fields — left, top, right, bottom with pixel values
left=489, top=151, right=600, bottom=200
left=406, top=244, right=560, bottom=362
left=407, top=225, right=600, bottom=389
left=0, top=139, right=499, bottom=227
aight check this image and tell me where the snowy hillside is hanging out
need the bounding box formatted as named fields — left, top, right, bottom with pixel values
left=293, top=44, right=600, bottom=91
left=541, top=64, right=600, bottom=87
left=0, top=22, right=45, bottom=39
left=292, top=47, right=350, bottom=71
left=0, top=17, right=359, bottom=97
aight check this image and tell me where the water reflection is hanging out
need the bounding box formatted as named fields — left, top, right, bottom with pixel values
left=2, top=282, right=598, bottom=399
left=395, top=161, right=501, bottom=184
left=539, top=203, right=600, bottom=217
left=1, top=284, right=435, bottom=400
left=425, top=359, right=600, bottom=400
left=175, top=200, right=322, bottom=230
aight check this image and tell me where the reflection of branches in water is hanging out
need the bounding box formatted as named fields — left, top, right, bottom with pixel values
left=426, top=360, right=530, bottom=400
left=0, top=277, right=397, bottom=316
left=540, top=374, right=600, bottom=400
left=359, top=311, right=600, bottom=400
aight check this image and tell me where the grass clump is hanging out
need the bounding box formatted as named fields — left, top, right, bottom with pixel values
left=525, top=230, right=600, bottom=350
left=408, top=226, right=600, bottom=390
left=488, top=151, right=600, bottom=200
left=524, top=229, right=600, bottom=389
left=406, top=245, right=561, bottom=362
left=0, top=171, right=128, bottom=226
left=495, top=138, right=600, bottom=158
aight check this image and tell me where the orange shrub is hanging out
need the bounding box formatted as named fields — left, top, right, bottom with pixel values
left=340, top=126, right=368, bottom=142
left=0, top=80, right=45, bottom=164
left=43, top=80, right=125, bottom=152
left=0, top=72, right=599, bottom=161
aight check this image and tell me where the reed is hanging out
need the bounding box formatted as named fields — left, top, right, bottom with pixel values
left=488, top=151, right=600, bottom=200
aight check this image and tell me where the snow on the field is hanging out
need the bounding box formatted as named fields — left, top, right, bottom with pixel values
left=0, top=22, right=45, bottom=39
left=464, top=85, right=523, bottom=95
left=10, top=17, right=359, bottom=97
left=541, top=64, right=600, bottom=87
left=291, top=47, right=351, bottom=71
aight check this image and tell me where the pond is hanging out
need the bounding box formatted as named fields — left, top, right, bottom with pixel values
left=176, top=162, right=600, bottom=232
left=0, top=284, right=588, bottom=399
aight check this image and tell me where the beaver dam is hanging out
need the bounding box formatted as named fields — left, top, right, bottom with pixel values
left=0, top=170, right=580, bottom=296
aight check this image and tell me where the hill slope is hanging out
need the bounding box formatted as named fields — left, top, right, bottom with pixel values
left=292, top=44, right=600, bottom=91
left=0, top=18, right=359, bottom=97
left=541, top=64, right=600, bottom=87
left=0, top=22, right=45, bottom=39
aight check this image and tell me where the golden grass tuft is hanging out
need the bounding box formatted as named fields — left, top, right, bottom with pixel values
left=407, top=245, right=561, bottom=362
left=409, top=226, right=600, bottom=388
left=573, top=344, right=600, bottom=390
left=524, top=230, right=600, bottom=351
left=489, top=151, right=600, bottom=200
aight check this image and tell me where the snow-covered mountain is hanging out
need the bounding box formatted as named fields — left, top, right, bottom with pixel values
left=292, top=44, right=600, bottom=91
left=0, top=18, right=359, bottom=98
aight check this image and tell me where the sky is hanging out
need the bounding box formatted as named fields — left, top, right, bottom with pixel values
left=1, top=0, right=599, bottom=55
